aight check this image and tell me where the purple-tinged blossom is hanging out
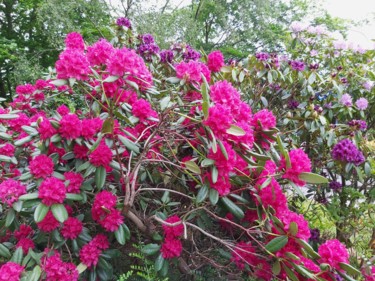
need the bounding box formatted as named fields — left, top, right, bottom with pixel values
left=329, top=181, right=342, bottom=192
left=290, top=60, right=305, bottom=71
left=160, top=50, right=174, bottom=63
left=355, top=97, right=368, bottom=110
left=340, top=93, right=352, bottom=106
left=348, top=120, right=367, bottom=131
left=331, top=139, right=365, bottom=166
left=116, top=17, right=131, bottom=28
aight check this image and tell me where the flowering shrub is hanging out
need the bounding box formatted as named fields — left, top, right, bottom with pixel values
left=0, top=19, right=372, bottom=281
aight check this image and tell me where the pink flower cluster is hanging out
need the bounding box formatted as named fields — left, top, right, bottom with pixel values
left=131, top=98, right=158, bottom=121
left=280, top=148, right=311, bottom=186
left=61, top=217, right=83, bottom=240
left=92, top=191, right=123, bottom=232
left=207, top=50, right=224, bottom=72
left=79, top=234, right=109, bottom=267
left=38, top=177, right=66, bottom=206
left=29, top=154, right=54, bottom=178
left=176, top=61, right=210, bottom=85
left=14, top=224, right=35, bottom=254
left=89, top=142, right=113, bottom=168
left=64, top=171, right=83, bottom=193
left=160, top=215, right=184, bottom=259
left=318, top=239, right=349, bottom=271
left=42, top=252, right=79, bottom=281
left=0, top=179, right=26, bottom=207
left=37, top=211, right=60, bottom=232
left=59, top=114, right=82, bottom=139
left=0, top=262, right=24, bottom=281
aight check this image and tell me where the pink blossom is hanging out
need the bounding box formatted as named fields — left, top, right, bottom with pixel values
left=0, top=179, right=26, bottom=207
left=280, top=148, right=311, bottom=186
left=163, top=215, right=184, bottom=238
left=55, top=49, right=90, bottom=80
left=87, top=39, right=114, bottom=66
left=160, top=238, right=183, bottom=259
left=29, top=154, right=54, bottom=178
left=38, top=177, right=66, bottom=206
left=79, top=241, right=102, bottom=267
left=73, top=144, right=89, bottom=159
left=42, top=252, right=78, bottom=281
left=38, top=119, right=57, bottom=140
left=175, top=61, right=210, bottom=85
left=132, top=98, right=158, bottom=121
left=65, top=32, right=85, bottom=51
left=14, top=224, right=33, bottom=240
left=61, top=217, right=83, bottom=240
left=318, top=239, right=349, bottom=271
left=89, top=141, right=112, bottom=167
left=340, top=93, right=352, bottom=106
left=64, top=172, right=83, bottom=193
left=59, top=114, right=82, bottom=139
left=57, top=105, right=70, bottom=116
left=16, top=237, right=35, bottom=253
left=0, top=262, right=24, bottom=281
left=37, top=211, right=59, bottom=232
left=355, top=97, right=368, bottom=110
left=203, top=104, right=232, bottom=136
left=207, top=50, right=224, bottom=72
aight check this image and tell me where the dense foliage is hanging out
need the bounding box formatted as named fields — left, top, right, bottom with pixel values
left=0, top=18, right=374, bottom=281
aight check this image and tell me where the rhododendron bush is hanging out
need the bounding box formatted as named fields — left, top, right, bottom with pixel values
left=0, top=20, right=373, bottom=281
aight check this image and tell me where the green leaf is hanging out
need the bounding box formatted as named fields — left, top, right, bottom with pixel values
left=283, top=264, right=299, bottom=281
left=265, top=236, right=288, bottom=253
left=22, top=125, right=39, bottom=136
left=209, top=188, right=219, bottom=205
left=296, top=239, right=321, bottom=259
left=114, top=224, right=126, bottom=245
left=166, top=77, right=180, bottom=83
left=28, top=265, right=41, bottom=281
left=221, top=197, right=244, bottom=219
left=141, top=244, right=160, bottom=256
left=0, top=114, right=19, bottom=120
left=201, top=74, right=210, bottom=119
left=122, top=223, right=131, bottom=240
left=14, top=136, right=33, bottom=146
left=196, top=184, right=209, bottom=203
left=0, top=132, right=12, bottom=140
left=276, top=135, right=290, bottom=168
left=184, top=160, right=201, bottom=174
left=248, top=150, right=271, bottom=161
left=65, top=193, right=83, bottom=201
left=0, top=244, right=11, bottom=258
left=201, top=158, right=215, bottom=167
left=103, top=75, right=119, bottom=83
left=308, top=72, right=316, bottom=84
left=5, top=209, right=15, bottom=227
left=49, top=79, right=67, bottom=86
left=298, top=172, right=328, bottom=184
left=339, top=262, right=362, bottom=276
left=218, top=140, right=228, bottom=160
left=101, top=118, right=114, bottom=134
left=0, top=155, right=13, bottom=163
left=155, top=253, right=165, bottom=272
left=51, top=204, right=68, bottom=223
left=226, top=125, right=246, bottom=136
left=211, top=166, right=218, bottom=183
left=159, top=95, right=171, bottom=110
left=11, top=247, right=23, bottom=264
left=118, top=135, right=140, bottom=154
left=34, top=203, right=49, bottom=223
left=95, top=166, right=106, bottom=189
left=19, top=193, right=39, bottom=201
left=272, top=260, right=281, bottom=275
left=289, top=222, right=298, bottom=236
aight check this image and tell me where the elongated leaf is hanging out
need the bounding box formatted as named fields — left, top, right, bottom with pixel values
left=221, top=197, right=244, bottom=219
left=226, top=125, right=246, bottom=136
left=201, top=74, right=210, bottom=119
left=114, top=224, right=126, bottom=245
left=51, top=204, right=68, bottom=223
left=28, top=265, right=41, bottom=281
left=5, top=209, right=15, bottom=227
left=0, top=114, right=19, bottom=120
left=298, top=172, right=328, bottom=184
left=141, top=244, right=160, bottom=256
left=19, top=193, right=39, bottom=201
left=65, top=193, right=83, bottom=201
left=209, top=189, right=219, bottom=205
left=101, top=118, right=114, bottom=134
left=296, top=239, right=321, bottom=259
left=196, top=184, right=209, bottom=203
left=184, top=160, right=201, bottom=174
left=34, top=203, right=49, bottom=223
left=118, top=135, right=140, bottom=154
left=155, top=253, right=165, bottom=272
left=289, top=222, right=298, bottom=236
left=339, top=263, right=362, bottom=276
left=95, top=166, right=106, bottom=189
left=103, top=75, right=119, bottom=83
left=0, top=244, right=11, bottom=258
left=265, top=236, right=288, bottom=253
left=11, top=247, right=23, bottom=264
left=272, top=260, right=281, bottom=275
left=77, top=263, right=88, bottom=274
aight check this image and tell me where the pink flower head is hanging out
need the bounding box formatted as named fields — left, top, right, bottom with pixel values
left=0, top=262, right=24, bottom=281
left=0, top=143, right=15, bottom=157
left=163, top=215, right=184, bottom=238
left=91, top=234, right=109, bottom=250
left=61, top=217, right=83, bottom=240
left=99, top=209, right=123, bottom=232
left=92, top=191, right=123, bottom=232
left=280, top=148, right=311, bottom=186
left=206, top=171, right=231, bottom=196
left=257, top=178, right=288, bottom=214
left=87, top=39, right=114, bottom=66
left=57, top=104, right=70, bottom=116
left=38, top=177, right=66, bottom=206
left=65, top=32, right=85, bottom=51
left=79, top=239, right=103, bottom=267
left=59, top=114, right=82, bottom=140
left=38, top=119, right=57, bottom=140
left=132, top=98, right=158, bottom=121
left=73, top=144, right=89, bottom=159
left=279, top=210, right=310, bottom=241
left=208, top=141, right=237, bottom=172
left=81, top=118, right=103, bottom=139
left=107, top=48, right=153, bottom=90
left=160, top=238, right=183, bottom=259
left=210, top=80, right=241, bottom=109
left=16, top=237, right=35, bottom=254
left=64, top=172, right=83, bottom=193
left=355, top=97, right=368, bottom=110
left=207, top=50, right=224, bottom=72
left=42, top=252, right=79, bottom=281
left=175, top=61, right=210, bottom=85
left=251, top=109, right=276, bottom=130
left=37, top=211, right=59, bottom=232
left=55, top=49, right=90, bottom=80
left=29, top=154, right=54, bottom=178
left=318, top=239, right=349, bottom=271
left=14, top=224, right=33, bottom=240
left=89, top=141, right=112, bottom=167
left=203, top=104, right=233, bottom=136
left=0, top=179, right=26, bottom=207
left=340, top=93, right=352, bottom=107
left=16, top=84, right=35, bottom=95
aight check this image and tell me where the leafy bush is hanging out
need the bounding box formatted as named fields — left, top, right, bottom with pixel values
left=0, top=19, right=373, bottom=281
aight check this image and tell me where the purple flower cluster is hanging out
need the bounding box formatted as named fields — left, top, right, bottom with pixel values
left=290, top=60, right=305, bottom=71
left=355, top=97, right=368, bottom=110
left=288, top=99, right=299, bottom=109
left=116, top=17, right=131, bottom=28
left=182, top=45, right=201, bottom=61
left=331, top=139, right=365, bottom=166
left=340, top=93, right=352, bottom=106
left=255, top=52, right=269, bottom=61
left=309, top=228, right=320, bottom=242
left=329, top=181, right=342, bottom=192
left=160, top=50, right=174, bottom=63
left=348, top=120, right=367, bottom=131
left=137, top=34, right=159, bottom=61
